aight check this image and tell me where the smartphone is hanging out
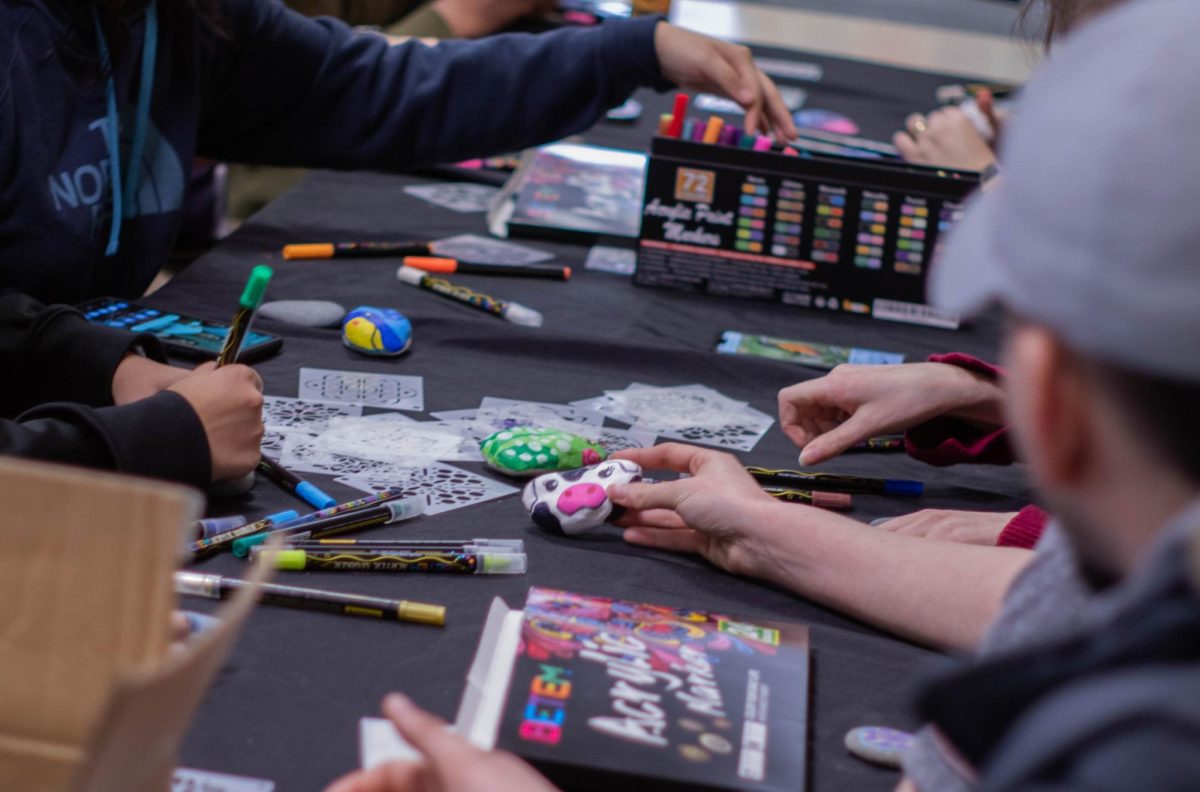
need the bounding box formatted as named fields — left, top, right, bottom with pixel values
left=78, top=297, right=283, bottom=363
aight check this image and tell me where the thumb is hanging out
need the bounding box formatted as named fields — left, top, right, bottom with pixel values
left=797, top=414, right=878, bottom=465
left=382, top=693, right=468, bottom=765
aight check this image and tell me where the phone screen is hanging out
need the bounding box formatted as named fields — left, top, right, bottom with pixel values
left=79, top=298, right=281, bottom=361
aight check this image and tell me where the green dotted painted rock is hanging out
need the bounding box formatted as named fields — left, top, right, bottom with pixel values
left=480, top=426, right=607, bottom=477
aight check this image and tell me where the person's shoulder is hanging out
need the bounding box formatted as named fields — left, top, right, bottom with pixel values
left=986, top=664, right=1200, bottom=791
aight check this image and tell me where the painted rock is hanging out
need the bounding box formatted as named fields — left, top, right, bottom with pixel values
left=480, top=426, right=606, bottom=477
left=522, top=460, right=644, bottom=534
left=843, top=726, right=914, bottom=768
left=342, top=306, right=412, bottom=356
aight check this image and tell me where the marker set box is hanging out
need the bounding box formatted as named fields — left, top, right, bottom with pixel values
left=633, top=136, right=980, bottom=329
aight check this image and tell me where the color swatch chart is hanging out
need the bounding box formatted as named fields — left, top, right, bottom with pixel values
left=812, top=186, right=847, bottom=264
left=736, top=180, right=770, bottom=254
left=772, top=180, right=805, bottom=258
left=932, top=200, right=966, bottom=262
left=855, top=191, right=889, bottom=269
left=895, top=198, right=930, bottom=275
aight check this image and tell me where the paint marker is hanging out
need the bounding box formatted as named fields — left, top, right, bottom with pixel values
left=752, top=136, right=774, bottom=152
left=282, top=242, right=432, bottom=260
left=760, top=488, right=853, bottom=510
left=666, top=93, right=689, bottom=138
left=231, top=488, right=413, bottom=557
left=175, top=571, right=446, bottom=626
left=256, top=457, right=336, bottom=510
left=690, top=122, right=707, bottom=142
left=215, top=265, right=272, bottom=366
left=746, top=467, right=924, bottom=497
left=193, top=514, right=246, bottom=541
left=657, top=113, right=672, bottom=136
left=739, top=133, right=756, bottom=149
left=276, top=538, right=525, bottom=551
left=702, top=116, right=724, bottom=144
left=851, top=436, right=906, bottom=452
left=396, top=266, right=542, bottom=327
left=252, top=547, right=528, bottom=575
left=402, top=256, right=571, bottom=281
left=188, top=509, right=299, bottom=557
left=239, top=498, right=425, bottom=550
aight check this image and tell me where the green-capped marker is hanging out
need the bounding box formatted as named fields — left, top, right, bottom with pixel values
left=216, top=264, right=273, bottom=366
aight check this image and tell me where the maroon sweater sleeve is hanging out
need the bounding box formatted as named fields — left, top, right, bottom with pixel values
left=996, top=505, right=1048, bottom=549
left=904, top=353, right=1049, bottom=548
left=904, top=353, right=1015, bottom=466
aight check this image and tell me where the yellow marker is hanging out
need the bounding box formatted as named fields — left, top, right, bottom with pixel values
left=702, top=116, right=724, bottom=144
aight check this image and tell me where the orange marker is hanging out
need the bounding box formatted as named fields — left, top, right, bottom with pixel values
left=658, top=113, right=673, bottom=136
left=283, top=241, right=432, bottom=260
left=702, top=116, right=724, bottom=144
left=402, top=256, right=571, bottom=281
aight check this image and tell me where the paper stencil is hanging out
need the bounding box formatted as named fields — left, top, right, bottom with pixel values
left=262, top=396, right=362, bottom=432
left=431, top=234, right=553, bottom=265
left=298, top=367, right=424, bottom=411
left=333, top=463, right=517, bottom=515
left=403, top=183, right=498, bottom=214
left=318, top=418, right=465, bottom=462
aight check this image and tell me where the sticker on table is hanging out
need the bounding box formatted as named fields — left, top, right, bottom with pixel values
left=403, top=183, right=498, bottom=214
left=584, top=245, right=637, bottom=276
left=261, top=427, right=318, bottom=460
left=333, top=463, right=518, bottom=515
left=793, top=109, right=860, bottom=136
left=173, top=768, right=274, bottom=792
left=262, top=396, right=362, bottom=433
left=430, top=233, right=553, bottom=266
left=298, top=367, right=424, bottom=411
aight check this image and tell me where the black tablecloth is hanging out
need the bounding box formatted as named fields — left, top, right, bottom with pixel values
left=171, top=47, right=1030, bottom=792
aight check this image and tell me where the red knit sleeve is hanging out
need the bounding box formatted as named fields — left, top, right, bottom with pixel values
left=996, top=505, right=1048, bottom=549
left=904, top=353, right=1016, bottom=466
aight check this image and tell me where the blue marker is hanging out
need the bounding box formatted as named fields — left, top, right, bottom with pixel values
left=194, top=510, right=299, bottom=541
left=257, top=458, right=336, bottom=510
left=745, top=466, right=924, bottom=497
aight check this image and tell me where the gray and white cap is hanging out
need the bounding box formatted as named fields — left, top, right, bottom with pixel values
left=931, top=0, right=1200, bottom=383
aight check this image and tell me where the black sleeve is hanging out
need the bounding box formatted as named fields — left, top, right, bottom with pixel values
left=0, top=293, right=213, bottom=487
left=0, top=292, right=166, bottom=413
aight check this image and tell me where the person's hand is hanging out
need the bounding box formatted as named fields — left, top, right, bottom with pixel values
left=778, top=363, right=1006, bottom=466
left=167, top=363, right=265, bottom=482
left=325, top=694, right=559, bottom=792
left=430, top=0, right=556, bottom=38
left=608, top=443, right=801, bottom=583
left=893, top=107, right=996, bottom=172
left=111, top=354, right=191, bottom=405
left=874, top=509, right=1016, bottom=546
left=653, top=24, right=797, bottom=140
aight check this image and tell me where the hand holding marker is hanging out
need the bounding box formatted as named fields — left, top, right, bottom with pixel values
left=216, top=265, right=272, bottom=366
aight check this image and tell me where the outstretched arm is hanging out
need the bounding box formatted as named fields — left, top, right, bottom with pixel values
left=199, top=2, right=794, bottom=169
left=610, top=444, right=1032, bottom=652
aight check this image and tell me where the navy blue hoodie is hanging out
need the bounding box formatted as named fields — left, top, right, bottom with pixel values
left=0, top=0, right=667, bottom=303
left=0, top=0, right=668, bottom=486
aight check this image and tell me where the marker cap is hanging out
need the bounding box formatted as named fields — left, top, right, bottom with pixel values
left=240, top=265, right=273, bottom=310
left=403, top=256, right=458, bottom=273
left=811, top=491, right=853, bottom=510
left=398, top=601, right=446, bottom=626
left=480, top=552, right=528, bottom=575
left=387, top=497, right=427, bottom=522
left=296, top=482, right=337, bottom=510
left=883, top=480, right=924, bottom=497
left=502, top=302, right=544, bottom=328
left=282, top=243, right=335, bottom=260
left=268, top=550, right=308, bottom=571
left=396, top=265, right=426, bottom=286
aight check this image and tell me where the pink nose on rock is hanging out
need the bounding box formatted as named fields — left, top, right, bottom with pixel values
left=557, top=483, right=608, bottom=516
